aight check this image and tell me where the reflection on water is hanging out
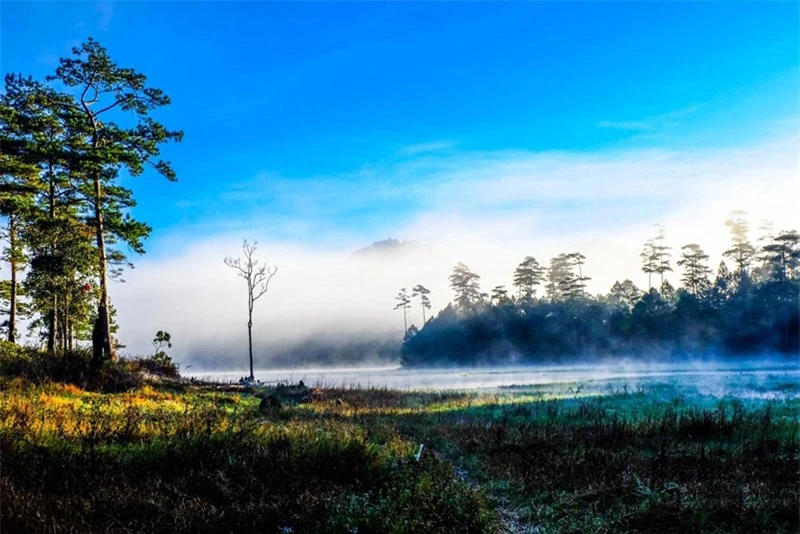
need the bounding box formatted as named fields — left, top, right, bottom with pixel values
left=190, top=360, right=800, bottom=398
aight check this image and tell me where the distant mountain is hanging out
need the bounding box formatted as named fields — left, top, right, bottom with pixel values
left=349, top=238, right=429, bottom=259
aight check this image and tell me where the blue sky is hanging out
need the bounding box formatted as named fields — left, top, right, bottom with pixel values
left=3, top=1, right=798, bottom=356
left=2, top=1, right=797, bottom=251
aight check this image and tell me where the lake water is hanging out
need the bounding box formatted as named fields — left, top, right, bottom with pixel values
left=190, top=359, right=800, bottom=399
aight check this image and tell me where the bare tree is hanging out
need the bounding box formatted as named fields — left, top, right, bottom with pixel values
left=224, top=240, right=277, bottom=381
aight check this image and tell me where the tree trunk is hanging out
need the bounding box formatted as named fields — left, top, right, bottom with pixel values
left=47, top=295, right=57, bottom=354
left=46, top=161, right=57, bottom=353
left=61, top=311, right=66, bottom=353
left=92, top=175, right=113, bottom=364
left=85, top=112, right=114, bottom=364
left=92, top=311, right=103, bottom=364
left=60, top=297, right=69, bottom=354
left=7, top=215, right=17, bottom=344
left=247, top=316, right=254, bottom=381
left=63, top=294, right=69, bottom=353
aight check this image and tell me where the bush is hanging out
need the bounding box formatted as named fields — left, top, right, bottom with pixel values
left=128, top=353, right=180, bottom=379
left=0, top=343, right=143, bottom=392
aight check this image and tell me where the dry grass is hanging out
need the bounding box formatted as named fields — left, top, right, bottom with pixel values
left=1, top=359, right=797, bottom=533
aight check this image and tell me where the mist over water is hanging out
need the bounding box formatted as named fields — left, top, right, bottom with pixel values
left=110, top=135, right=798, bottom=363
left=193, top=358, right=800, bottom=399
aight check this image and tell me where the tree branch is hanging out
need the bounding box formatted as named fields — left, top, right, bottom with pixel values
left=94, top=97, right=126, bottom=116
left=253, top=266, right=277, bottom=301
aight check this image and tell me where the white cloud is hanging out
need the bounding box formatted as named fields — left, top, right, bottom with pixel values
left=107, top=131, right=798, bottom=368
left=597, top=120, right=655, bottom=132
left=396, top=140, right=456, bottom=156
left=598, top=105, right=700, bottom=132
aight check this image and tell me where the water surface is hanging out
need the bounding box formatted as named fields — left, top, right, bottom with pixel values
left=191, top=359, right=800, bottom=399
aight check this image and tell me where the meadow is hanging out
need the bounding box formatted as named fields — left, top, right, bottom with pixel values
left=0, top=350, right=798, bottom=533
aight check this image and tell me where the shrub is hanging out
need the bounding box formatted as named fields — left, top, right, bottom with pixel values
left=0, top=344, right=143, bottom=392
left=128, top=353, right=180, bottom=379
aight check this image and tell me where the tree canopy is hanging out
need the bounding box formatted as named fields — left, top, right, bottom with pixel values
left=402, top=216, right=799, bottom=366
left=0, top=39, right=181, bottom=357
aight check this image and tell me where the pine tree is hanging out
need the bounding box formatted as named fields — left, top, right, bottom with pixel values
left=46, top=39, right=183, bottom=363
left=760, top=230, right=800, bottom=282
left=490, top=285, right=511, bottom=306
left=394, top=288, right=412, bottom=332
left=512, top=255, right=544, bottom=302
left=0, top=84, right=40, bottom=343
left=546, top=253, right=588, bottom=301
left=449, top=263, right=482, bottom=313
left=411, top=284, right=432, bottom=324
left=659, top=279, right=677, bottom=305
left=723, top=210, right=755, bottom=281
left=640, top=239, right=658, bottom=290
left=608, top=279, right=642, bottom=312
left=677, top=244, right=712, bottom=297
left=652, top=224, right=673, bottom=286
left=546, top=254, right=573, bottom=302
left=709, top=261, right=734, bottom=309
left=2, top=73, right=102, bottom=353
left=565, top=252, right=590, bottom=299
left=750, top=220, right=775, bottom=283
left=2, top=75, right=88, bottom=350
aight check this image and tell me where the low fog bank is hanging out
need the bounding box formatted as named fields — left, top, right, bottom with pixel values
left=113, top=229, right=798, bottom=372
left=187, top=356, right=799, bottom=400
left=184, top=332, right=401, bottom=372
left=111, top=233, right=627, bottom=368
left=114, top=238, right=452, bottom=369
left=399, top=351, right=800, bottom=370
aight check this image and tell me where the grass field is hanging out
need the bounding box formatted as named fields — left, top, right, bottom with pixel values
left=1, top=369, right=798, bottom=533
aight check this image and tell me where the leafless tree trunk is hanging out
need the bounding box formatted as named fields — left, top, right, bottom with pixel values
left=224, top=240, right=277, bottom=381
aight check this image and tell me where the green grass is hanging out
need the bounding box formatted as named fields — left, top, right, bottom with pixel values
left=406, top=393, right=799, bottom=533
left=0, top=358, right=798, bottom=533
left=0, top=380, right=496, bottom=533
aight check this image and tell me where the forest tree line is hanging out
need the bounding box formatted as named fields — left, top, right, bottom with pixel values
left=401, top=215, right=799, bottom=366
left=0, top=39, right=180, bottom=363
